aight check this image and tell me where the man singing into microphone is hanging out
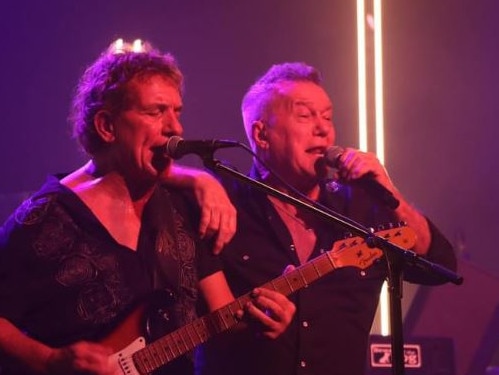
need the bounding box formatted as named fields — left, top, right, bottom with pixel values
left=0, top=41, right=295, bottom=375
left=195, top=62, right=457, bottom=375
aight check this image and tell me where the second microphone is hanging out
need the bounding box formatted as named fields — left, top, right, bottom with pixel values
left=322, top=146, right=400, bottom=210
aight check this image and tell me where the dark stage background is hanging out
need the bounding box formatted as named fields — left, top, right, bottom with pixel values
left=0, top=1, right=498, bottom=373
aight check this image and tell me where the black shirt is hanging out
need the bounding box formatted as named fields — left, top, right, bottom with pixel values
left=196, top=171, right=456, bottom=375
left=0, top=175, right=202, bottom=374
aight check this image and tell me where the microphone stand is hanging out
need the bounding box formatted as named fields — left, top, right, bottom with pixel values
left=202, top=155, right=463, bottom=375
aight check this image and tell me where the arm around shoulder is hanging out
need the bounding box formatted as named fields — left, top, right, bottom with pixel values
left=165, top=164, right=237, bottom=254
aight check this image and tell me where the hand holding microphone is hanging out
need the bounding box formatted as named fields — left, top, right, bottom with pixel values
left=324, top=146, right=400, bottom=209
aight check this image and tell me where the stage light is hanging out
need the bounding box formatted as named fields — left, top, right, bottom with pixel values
left=357, top=0, right=389, bottom=335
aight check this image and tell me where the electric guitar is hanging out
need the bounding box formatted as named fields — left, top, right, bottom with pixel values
left=104, top=225, right=416, bottom=374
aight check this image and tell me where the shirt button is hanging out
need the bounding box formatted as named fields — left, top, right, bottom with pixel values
left=302, top=321, right=309, bottom=328
left=360, top=270, right=367, bottom=276
left=319, top=248, right=325, bottom=254
left=290, top=244, right=296, bottom=252
left=300, top=360, right=307, bottom=368
left=242, top=255, right=250, bottom=261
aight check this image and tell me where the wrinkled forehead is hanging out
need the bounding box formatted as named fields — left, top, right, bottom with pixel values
left=127, top=73, right=181, bottom=93
left=270, top=80, right=331, bottom=113
left=122, top=74, right=181, bottom=104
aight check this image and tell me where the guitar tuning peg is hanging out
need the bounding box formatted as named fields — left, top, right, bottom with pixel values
left=398, top=221, right=407, bottom=227
left=343, top=232, right=353, bottom=239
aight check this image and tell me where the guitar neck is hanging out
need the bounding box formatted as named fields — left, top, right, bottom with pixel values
left=133, top=248, right=348, bottom=373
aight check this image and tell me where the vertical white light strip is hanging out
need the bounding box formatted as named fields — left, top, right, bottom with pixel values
left=357, top=0, right=368, bottom=152
left=373, top=0, right=389, bottom=337
left=357, top=0, right=390, bottom=337
left=380, top=282, right=390, bottom=336
left=373, top=0, right=385, bottom=165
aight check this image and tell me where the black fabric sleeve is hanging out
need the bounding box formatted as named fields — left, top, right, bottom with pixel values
left=164, top=186, right=225, bottom=282
left=0, top=208, right=56, bottom=327
left=196, top=245, right=224, bottom=281
left=403, top=218, right=457, bottom=285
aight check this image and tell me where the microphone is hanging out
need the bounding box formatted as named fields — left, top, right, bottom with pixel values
left=323, top=146, right=400, bottom=209
left=164, top=136, right=240, bottom=160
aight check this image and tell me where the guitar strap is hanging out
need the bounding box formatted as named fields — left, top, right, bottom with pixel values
left=141, top=186, right=198, bottom=345
left=143, top=186, right=181, bottom=293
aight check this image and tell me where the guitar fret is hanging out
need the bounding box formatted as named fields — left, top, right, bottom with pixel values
left=202, top=313, right=221, bottom=337
left=311, top=259, right=322, bottom=277
left=162, top=338, right=177, bottom=360
left=283, top=275, right=295, bottom=293
left=200, top=316, right=213, bottom=342
left=170, top=330, right=184, bottom=357
left=218, top=306, right=238, bottom=330
left=226, top=302, right=241, bottom=327
left=164, top=337, right=175, bottom=361
left=138, top=349, right=157, bottom=374
left=325, top=250, right=337, bottom=270
left=133, top=353, right=149, bottom=375
left=315, top=257, right=330, bottom=280
left=154, top=341, right=169, bottom=364
left=266, top=278, right=278, bottom=293
left=175, top=325, right=191, bottom=354
left=154, top=337, right=170, bottom=363
left=226, top=302, right=236, bottom=319
left=288, top=273, right=304, bottom=291
left=148, top=345, right=162, bottom=370
left=177, top=328, right=189, bottom=354
left=302, top=260, right=322, bottom=284
left=235, top=294, right=249, bottom=311
left=195, top=318, right=209, bottom=342
left=185, top=322, right=198, bottom=348
left=267, top=277, right=289, bottom=295
left=269, top=278, right=279, bottom=293
left=297, top=268, right=308, bottom=287
left=218, top=308, right=229, bottom=329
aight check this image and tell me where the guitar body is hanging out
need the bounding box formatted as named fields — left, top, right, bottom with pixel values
left=102, top=291, right=193, bottom=375
left=109, top=337, right=145, bottom=375
left=108, top=334, right=193, bottom=375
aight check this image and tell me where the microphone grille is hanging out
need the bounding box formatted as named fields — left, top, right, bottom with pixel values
left=165, top=136, right=183, bottom=158
left=324, top=146, right=344, bottom=168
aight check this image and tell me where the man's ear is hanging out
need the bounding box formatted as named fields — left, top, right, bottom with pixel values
left=252, top=120, right=269, bottom=149
left=94, top=110, right=115, bottom=143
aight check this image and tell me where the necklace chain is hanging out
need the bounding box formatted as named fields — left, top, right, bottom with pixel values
left=271, top=200, right=314, bottom=232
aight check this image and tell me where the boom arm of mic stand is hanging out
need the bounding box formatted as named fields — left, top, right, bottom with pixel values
left=203, top=157, right=463, bottom=285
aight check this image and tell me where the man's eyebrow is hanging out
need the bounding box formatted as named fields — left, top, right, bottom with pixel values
left=293, top=101, right=332, bottom=111
left=291, top=101, right=313, bottom=111
left=293, top=100, right=310, bottom=106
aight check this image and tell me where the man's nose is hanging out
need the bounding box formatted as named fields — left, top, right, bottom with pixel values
left=163, top=111, right=183, bottom=136
left=314, top=117, right=332, bottom=136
